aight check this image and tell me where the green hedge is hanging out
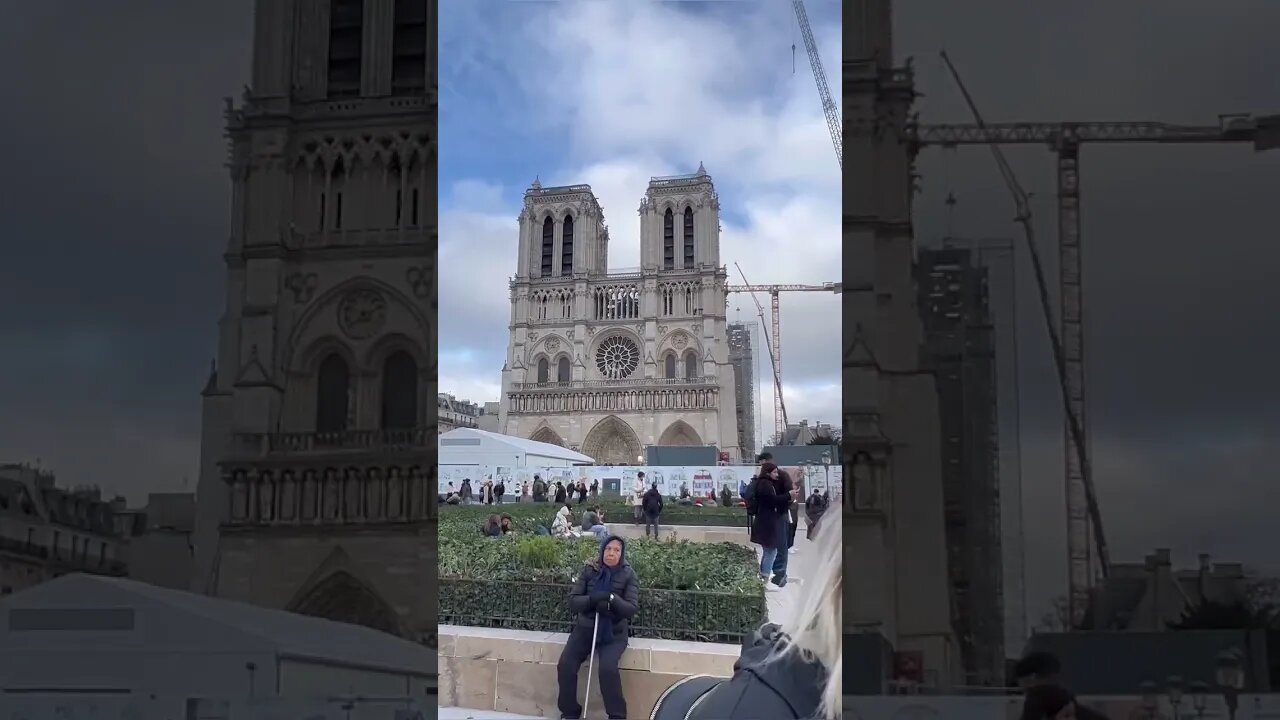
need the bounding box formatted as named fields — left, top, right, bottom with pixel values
left=438, top=516, right=767, bottom=642
left=439, top=499, right=747, bottom=529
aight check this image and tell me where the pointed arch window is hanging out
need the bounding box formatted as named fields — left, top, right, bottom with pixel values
left=316, top=354, right=351, bottom=433
left=684, top=351, right=698, bottom=380
left=537, top=358, right=549, bottom=384
left=664, top=354, right=676, bottom=379
left=392, top=0, right=428, bottom=95
left=663, top=209, right=675, bottom=270
left=561, top=215, right=574, bottom=276
left=540, top=217, right=554, bottom=276
left=557, top=357, right=570, bottom=383
left=683, top=206, right=695, bottom=267
left=381, top=351, right=419, bottom=430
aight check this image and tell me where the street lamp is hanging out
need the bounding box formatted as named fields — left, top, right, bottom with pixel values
left=1215, top=649, right=1245, bottom=720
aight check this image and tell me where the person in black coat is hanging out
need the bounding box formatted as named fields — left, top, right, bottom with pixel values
left=641, top=482, right=664, bottom=538
left=556, top=535, right=640, bottom=720
left=747, top=463, right=787, bottom=590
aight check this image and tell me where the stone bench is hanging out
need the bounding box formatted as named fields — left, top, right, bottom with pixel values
left=438, top=625, right=739, bottom=718
left=600, top=523, right=753, bottom=546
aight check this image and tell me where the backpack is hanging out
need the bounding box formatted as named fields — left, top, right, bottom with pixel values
left=743, top=479, right=759, bottom=514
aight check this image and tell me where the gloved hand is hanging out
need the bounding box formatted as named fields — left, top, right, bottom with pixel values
left=595, top=597, right=612, bottom=614
left=588, top=591, right=610, bottom=605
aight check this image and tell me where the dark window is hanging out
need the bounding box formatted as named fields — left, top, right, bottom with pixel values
left=319, top=192, right=327, bottom=229
left=540, top=217, right=554, bottom=276
left=316, top=353, right=351, bottom=433
left=327, top=0, right=364, bottom=98
left=537, top=358, right=549, bottom=384
left=664, top=354, right=676, bottom=379
left=683, top=207, right=695, bottom=267
left=663, top=209, right=675, bottom=270
left=561, top=215, right=574, bottom=276
left=395, top=189, right=402, bottom=225
left=381, top=351, right=419, bottom=430
left=392, top=0, right=427, bottom=95
left=685, top=352, right=698, bottom=379
left=334, top=192, right=344, bottom=230
left=411, top=187, right=420, bottom=225
left=557, top=357, right=570, bottom=382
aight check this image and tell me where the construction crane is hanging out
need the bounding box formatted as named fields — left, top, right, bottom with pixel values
left=791, top=0, right=841, bottom=169
left=726, top=274, right=841, bottom=443
left=908, top=59, right=1279, bottom=627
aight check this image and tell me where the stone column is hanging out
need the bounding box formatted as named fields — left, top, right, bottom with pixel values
left=363, top=0, right=394, bottom=96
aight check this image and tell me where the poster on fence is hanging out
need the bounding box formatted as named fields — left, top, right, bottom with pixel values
left=438, top=463, right=837, bottom=500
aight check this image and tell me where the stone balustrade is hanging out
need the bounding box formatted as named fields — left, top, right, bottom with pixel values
left=438, top=625, right=738, bottom=718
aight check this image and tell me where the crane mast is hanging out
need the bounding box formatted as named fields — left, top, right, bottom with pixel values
left=912, top=55, right=1276, bottom=626
left=792, top=0, right=841, bottom=169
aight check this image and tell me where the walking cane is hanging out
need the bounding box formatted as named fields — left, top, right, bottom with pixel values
left=582, top=611, right=601, bottom=719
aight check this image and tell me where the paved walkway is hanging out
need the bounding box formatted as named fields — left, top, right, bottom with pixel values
left=438, top=708, right=545, bottom=720
left=760, top=517, right=821, bottom=624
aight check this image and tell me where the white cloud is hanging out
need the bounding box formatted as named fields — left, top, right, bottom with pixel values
left=440, top=0, right=842, bottom=433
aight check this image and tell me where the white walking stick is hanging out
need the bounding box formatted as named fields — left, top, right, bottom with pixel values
left=582, top=611, right=601, bottom=719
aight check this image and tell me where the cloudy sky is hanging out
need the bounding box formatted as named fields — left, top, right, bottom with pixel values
left=438, top=0, right=843, bottom=446
left=0, top=0, right=1277, bottom=645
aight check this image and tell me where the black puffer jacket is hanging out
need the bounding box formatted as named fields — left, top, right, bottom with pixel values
left=567, top=537, right=641, bottom=636
left=651, top=624, right=828, bottom=719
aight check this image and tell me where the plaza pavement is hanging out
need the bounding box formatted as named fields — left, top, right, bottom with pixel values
left=437, top=708, right=545, bottom=719
left=761, top=517, right=822, bottom=624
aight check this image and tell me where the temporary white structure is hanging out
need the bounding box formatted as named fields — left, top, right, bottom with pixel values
left=438, top=427, right=594, bottom=467
left=0, top=573, right=434, bottom=714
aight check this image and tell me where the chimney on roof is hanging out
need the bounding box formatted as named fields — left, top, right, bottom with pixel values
left=1198, top=553, right=1211, bottom=603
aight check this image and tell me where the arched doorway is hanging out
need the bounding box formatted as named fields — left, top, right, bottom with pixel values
left=529, top=426, right=566, bottom=447
left=288, top=571, right=403, bottom=637
left=581, top=416, right=643, bottom=465
left=658, top=420, right=703, bottom=447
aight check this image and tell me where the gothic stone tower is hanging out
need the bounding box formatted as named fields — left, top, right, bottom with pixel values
left=499, top=167, right=741, bottom=463
left=843, top=0, right=960, bottom=688
left=190, top=0, right=434, bottom=645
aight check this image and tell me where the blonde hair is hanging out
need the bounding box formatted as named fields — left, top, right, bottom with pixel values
left=768, top=512, right=842, bottom=719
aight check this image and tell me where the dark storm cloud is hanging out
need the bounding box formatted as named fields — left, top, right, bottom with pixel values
left=0, top=1, right=253, bottom=501
left=890, top=0, right=1280, bottom=622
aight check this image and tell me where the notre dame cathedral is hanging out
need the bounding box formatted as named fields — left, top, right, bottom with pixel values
left=189, top=0, right=434, bottom=646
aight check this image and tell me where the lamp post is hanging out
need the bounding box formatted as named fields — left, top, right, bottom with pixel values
left=1215, top=649, right=1245, bottom=720
left=1188, top=681, right=1209, bottom=718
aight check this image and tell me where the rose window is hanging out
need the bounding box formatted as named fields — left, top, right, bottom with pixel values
left=595, top=336, right=640, bottom=379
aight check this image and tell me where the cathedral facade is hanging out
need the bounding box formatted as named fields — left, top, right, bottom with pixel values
left=499, top=168, right=742, bottom=464
left=190, top=0, right=434, bottom=646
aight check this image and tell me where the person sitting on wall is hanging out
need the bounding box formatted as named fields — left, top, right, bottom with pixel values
left=551, top=503, right=580, bottom=539
left=580, top=505, right=609, bottom=542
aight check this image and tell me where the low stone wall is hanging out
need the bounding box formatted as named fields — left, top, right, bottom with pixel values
left=438, top=624, right=738, bottom=718
left=604, top=522, right=753, bottom=546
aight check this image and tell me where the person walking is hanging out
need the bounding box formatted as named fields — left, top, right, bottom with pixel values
left=521, top=481, right=530, bottom=503
left=460, top=479, right=473, bottom=504
left=577, top=480, right=588, bottom=505
left=556, top=536, right=639, bottom=720
left=554, top=481, right=568, bottom=505
left=590, top=479, right=599, bottom=499
left=495, top=479, right=506, bottom=505
left=747, top=463, right=786, bottom=593
left=631, top=472, right=646, bottom=524
left=650, top=501, right=843, bottom=720
left=805, top=486, right=828, bottom=540
left=533, top=475, right=547, bottom=502
left=641, top=481, right=664, bottom=539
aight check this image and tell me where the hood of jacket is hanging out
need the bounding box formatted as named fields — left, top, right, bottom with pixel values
left=734, top=624, right=826, bottom=719
left=597, top=534, right=628, bottom=567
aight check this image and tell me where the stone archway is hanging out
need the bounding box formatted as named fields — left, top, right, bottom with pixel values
left=658, top=420, right=703, bottom=447
left=288, top=570, right=403, bottom=637
left=581, top=416, right=643, bottom=465
left=529, top=426, right=566, bottom=447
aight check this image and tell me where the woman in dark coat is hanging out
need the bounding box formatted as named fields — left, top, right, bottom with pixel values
left=747, top=463, right=787, bottom=589
left=556, top=535, right=640, bottom=720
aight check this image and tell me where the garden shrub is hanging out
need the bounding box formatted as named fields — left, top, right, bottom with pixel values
left=438, top=514, right=767, bottom=642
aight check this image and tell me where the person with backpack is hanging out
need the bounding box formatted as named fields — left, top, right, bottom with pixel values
left=641, top=481, right=664, bottom=538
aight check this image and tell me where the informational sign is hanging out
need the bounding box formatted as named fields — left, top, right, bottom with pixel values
left=438, top=464, right=840, bottom=499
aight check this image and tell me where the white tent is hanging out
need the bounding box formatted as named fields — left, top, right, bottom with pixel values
left=438, top=427, right=594, bottom=467
left=0, top=574, right=433, bottom=713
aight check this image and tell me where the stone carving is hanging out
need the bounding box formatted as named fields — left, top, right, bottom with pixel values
left=588, top=326, right=598, bottom=336
left=672, top=332, right=689, bottom=349
left=337, top=289, right=387, bottom=340
left=406, top=266, right=431, bottom=300
left=567, top=330, right=575, bottom=340
left=658, top=325, right=669, bottom=335
left=285, top=273, right=319, bottom=303
left=546, top=337, right=560, bottom=352
left=691, top=323, right=702, bottom=333
left=528, top=332, right=539, bottom=343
